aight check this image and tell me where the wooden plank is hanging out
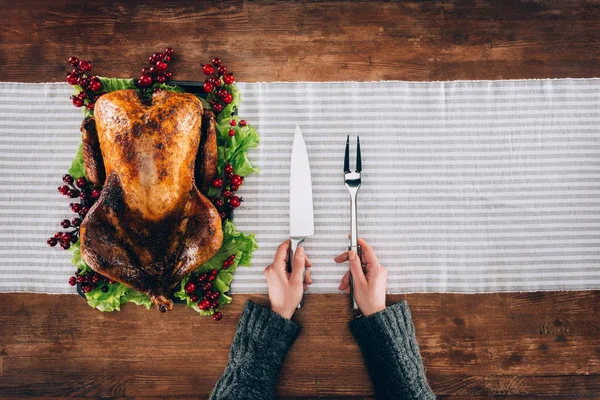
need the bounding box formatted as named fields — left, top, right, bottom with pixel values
left=1, top=292, right=599, bottom=397
left=0, top=1, right=600, bottom=83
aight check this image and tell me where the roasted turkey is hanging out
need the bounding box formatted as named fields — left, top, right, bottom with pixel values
left=79, top=89, right=223, bottom=312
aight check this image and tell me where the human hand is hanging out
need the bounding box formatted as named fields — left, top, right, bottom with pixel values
left=264, top=240, right=313, bottom=319
left=335, top=238, right=388, bottom=316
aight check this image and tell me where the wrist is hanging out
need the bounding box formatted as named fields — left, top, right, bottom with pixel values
left=271, top=305, right=294, bottom=320
left=361, top=304, right=386, bottom=317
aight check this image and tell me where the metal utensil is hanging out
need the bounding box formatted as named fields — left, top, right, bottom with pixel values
left=344, top=136, right=363, bottom=317
left=288, top=125, right=314, bottom=309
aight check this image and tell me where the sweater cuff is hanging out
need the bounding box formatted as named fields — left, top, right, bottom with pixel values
left=349, top=301, right=418, bottom=352
left=239, top=301, right=301, bottom=353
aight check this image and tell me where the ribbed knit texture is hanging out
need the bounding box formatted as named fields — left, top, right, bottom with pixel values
left=349, top=302, right=435, bottom=400
left=210, top=301, right=301, bottom=400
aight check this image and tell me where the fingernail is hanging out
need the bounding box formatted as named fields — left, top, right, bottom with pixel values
left=349, top=251, right=356, bottom=261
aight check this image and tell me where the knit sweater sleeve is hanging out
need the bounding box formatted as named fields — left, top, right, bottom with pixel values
left=349, top=301, right=435, bottom=400
left=210, top=301, right=301, bottom=400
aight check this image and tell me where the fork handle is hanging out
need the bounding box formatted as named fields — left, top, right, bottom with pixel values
left=349, top=244, right=363, bottom=318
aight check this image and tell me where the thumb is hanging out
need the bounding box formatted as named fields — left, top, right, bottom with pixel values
left=290, top=246, right=306, bottom=284
left=348, top=251, right=366, bottom=286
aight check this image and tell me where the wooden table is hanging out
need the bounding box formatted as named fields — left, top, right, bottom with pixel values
left=1, top=1, right=600, bottom=398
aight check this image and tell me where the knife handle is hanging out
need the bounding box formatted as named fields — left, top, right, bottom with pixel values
left=287, top=237, right=306, bottom=309
left=348, top=245, right=363, bottom=318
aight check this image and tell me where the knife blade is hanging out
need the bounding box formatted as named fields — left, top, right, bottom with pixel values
left=288, top=125, right=314, bottom=308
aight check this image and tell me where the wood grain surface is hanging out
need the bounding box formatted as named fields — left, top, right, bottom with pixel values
left=1, top=0, right=600, bottom=398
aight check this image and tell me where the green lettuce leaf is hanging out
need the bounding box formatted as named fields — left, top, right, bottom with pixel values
left=153, top=83, right=185, bottom=93
left=85, top=283, right=129, bottom=312
left=68, top=143, right=86, bottom=179
left=98, top=77, right=137, bottom=92
left=121, top=289, right=153, bottom=310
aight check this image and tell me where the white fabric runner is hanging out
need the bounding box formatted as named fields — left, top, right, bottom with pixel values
left=1, top=79, right=600, bottom=294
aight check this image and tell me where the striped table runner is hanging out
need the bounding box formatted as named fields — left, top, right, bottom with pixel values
left=1, top=79, right=599, bottom=294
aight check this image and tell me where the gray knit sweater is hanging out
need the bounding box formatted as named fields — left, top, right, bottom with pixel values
left=210, top=301, right=435, bottom=400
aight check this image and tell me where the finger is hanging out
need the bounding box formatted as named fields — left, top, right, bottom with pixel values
left=305, top=255, right=313, bottom=268
left=339, top=270, right=350, bottom=290
left=272, top=240, right=290, bottom=270
left=348, top=251, right=367, bottom=286
left=345, top=286, right=351, bottom=294
left=305, top=268, right=313, bottom=285
left=358, top=237, right=379, bottom=270
left=334, top=252, right=349, bottom=263
left=290, top=246, right=306, bottom=284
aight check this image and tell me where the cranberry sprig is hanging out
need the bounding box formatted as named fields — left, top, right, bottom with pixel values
left=138, top=48, right=175, bottom=88
left=183, top=263, right=232, bottom=321
left=68, top=269, right=116, bottom=293
left=47, top=175, right=101, bottom=250
left=66, top=57, right=104, bottom=111
left=208, top=119, right=247, bottom=219
left=202, top=58, right=235, bottom=114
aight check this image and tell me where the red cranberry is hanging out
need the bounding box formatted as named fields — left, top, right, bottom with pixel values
left=62, top=174, right=73, bottom=184
left=230, top=120, right=237, bottom=127
left=138, top=75, right=153, bottom=88
left=141, top=67, right=151, bottom=76
left=165, top=47, right=174, bottom=56
left=213, top=311, right=223, bottom=321
left=224, top=164, right=234, bottom=174
left=202, top=64, right=215, bottom=75
left=222, top=189, right=233, bottom=198
left=202, top=282, right=212, bottom=292
left=61, top=219, right=71, bottom=228
left=228, top=129, right=235, bottom=137
left=184, top=281, right=196, bottom=294
left=156, top=61, right=168, bottom=71
left=223, top=93, right=233, bottom=104
left=68, top=56, right=79, bottom=67
left=199, top=273, right=209, bottom=282
left=231, top=175, right=243, bottom=187
left=211, top=299, right=220, bottom=309
left=92, top=274, right=101, bottom=283
left=78, top=60, right=92, bottom=71
left=86, top=102, right=95, bottom=111
left=223, top=74, right=235, bottom=85
left=199, top=299, right=211, bottom=310
left=210, top=77, right=221, bottom=87
left=77, top=92, right=87, bottom=100
left=239, top=120, right=247, bottom=127
left=203, top=82, right=214, bottom=93
left=189, top=294, right=199, bottom=302
left=211, top=269, right=218, bottom=275
left=68, top=276, right=77, bottom=286
left=70, top=203, right=81, bottom=213
left=60, top=241, right=71, bottom=250
left=217, top=65, right=227, bottom=76
left=54, top=232, right=62, bottom=239
left=71, top=217, right=82, bottom=227
left=89, top=80, right=102, bottom=91
left=67, top=189, right=79, bottom=198
left=75, top=177, right=87, bottom=188
left=59, top=185, right=70, bottom=195
left=213, top=103, right=223, bottom=112
left=210, top=291, right=220, bottom=300
left=215, top=199, right=224, bottom=207
left=72, top=98, right=84, bottom=108
left=212, top=57, right=221, bottom=66
left=67, top=74, right=78, bottom=85
left=91, top=189, right=101, bottom=199
left=156, top=75, right=166, bottom=84
left=219, top=211, right=227, bottom=219
left=162, top=55, right=171, bottom=63
left=212, top=177, right=223, bottom=188
left=47, top=237, right=58, bottom=247
left=165, top=71, right=173, bottom=79
left=230, top=196, right=242, bottom=208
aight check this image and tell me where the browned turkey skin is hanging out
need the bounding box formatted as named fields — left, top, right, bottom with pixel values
left=79, top=89, right=223, bottom=312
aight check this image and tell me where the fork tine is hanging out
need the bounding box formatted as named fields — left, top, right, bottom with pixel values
left=356, top=136, right=362, bottom=172
left=344, top=135, right=350, bottom=173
